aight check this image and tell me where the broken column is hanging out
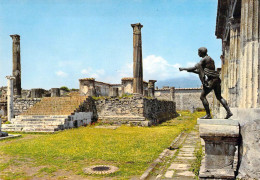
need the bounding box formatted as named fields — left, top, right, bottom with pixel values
left=10, top=34, right=21, bottom=97
left=31, top=88, right=45, bottom=98
left=148, top=80, right=157, bottom=98
left=51, top=88, right=60, bottom=97
left=198, top=119, right=239, bottom=179
left=6, top=76, right=15, bottom=122
left=170, top=87, right=175, bottom=102
left=131, top=23, right=143, bottom=95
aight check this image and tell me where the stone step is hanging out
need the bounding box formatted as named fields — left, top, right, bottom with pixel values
left=99, top=116, right=146, bottom=121
left=11, top=121, right=65, bottom=125
left=1, top=126, right=58, bottom=132
left=2, top=124, right=62, bottom=128
left=15, top=115, right=69, bottom=119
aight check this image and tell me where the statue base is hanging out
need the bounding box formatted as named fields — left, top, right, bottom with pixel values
left=198, top=119, right=239, bottom=179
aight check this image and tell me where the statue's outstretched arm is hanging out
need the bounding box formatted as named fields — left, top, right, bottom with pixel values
left=179, top=66, right=199, bottom=74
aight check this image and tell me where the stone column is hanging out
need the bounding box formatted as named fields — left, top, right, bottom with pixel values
left=10, top=34, right=21, bottom=97
left=6, top=76, right=15, bottom=122
left=198, top=119, right=239, bottom=179
left=51, top=88, right=60, bottom=97
left=109, top=87, right=119, bottom=97
left=148, top=80, right=157, bottom=98
left=170, top=87, right=175, bottom=102
left=131, top=23, right=143, bottom=95
left=228, top=18, right=241, bottom=107
left=239, top=0, right=259, bottom=108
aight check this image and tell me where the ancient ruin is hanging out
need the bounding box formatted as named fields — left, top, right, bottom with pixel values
left=0, top=23, right=178, bottom=132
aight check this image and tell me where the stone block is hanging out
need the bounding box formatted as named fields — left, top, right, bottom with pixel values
left=198, top=119, right=239, bottom=179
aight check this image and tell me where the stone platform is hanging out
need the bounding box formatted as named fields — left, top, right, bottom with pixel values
left=0, top=134, right=21, bottom=140
left=198, top=119, right=239, bottom=180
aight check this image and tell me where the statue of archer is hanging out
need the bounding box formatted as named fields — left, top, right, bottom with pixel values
left=179, top=47, right=233, bottom=119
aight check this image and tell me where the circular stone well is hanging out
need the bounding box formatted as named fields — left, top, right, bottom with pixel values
left=83, top=165, right=119, bottom=175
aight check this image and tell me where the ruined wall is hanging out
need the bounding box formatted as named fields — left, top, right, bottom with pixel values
left=95, top=96, right=176, bottom=125
left=13, top=98, right=41, bottom=116
left=155, top=88, right=213, bottom=112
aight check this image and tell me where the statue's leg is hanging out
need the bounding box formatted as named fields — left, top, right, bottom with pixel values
left=214, top=80, right=233, bottom=119
left=200, top=87, right=212, bottom=119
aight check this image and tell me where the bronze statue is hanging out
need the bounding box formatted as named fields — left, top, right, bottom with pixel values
left=179, top=47, right=233, bottom=119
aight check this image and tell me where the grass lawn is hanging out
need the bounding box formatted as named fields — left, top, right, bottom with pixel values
left=0, top=111, right=204, bottom=179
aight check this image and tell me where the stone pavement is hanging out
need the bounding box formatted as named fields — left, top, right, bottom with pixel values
left=142, top=127, right=201, bottom=180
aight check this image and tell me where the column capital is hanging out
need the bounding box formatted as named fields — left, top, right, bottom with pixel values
left=131, top=23, right=143, bottom=34
left=6, top=76, right=15, bottom=80
left=10, top=34, right=20, bottom=42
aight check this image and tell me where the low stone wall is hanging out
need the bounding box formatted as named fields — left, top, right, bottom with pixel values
left=155, top=88, right=213, bottom=112
left=95, top=95, right=177, bottom=126
left=13, top=98, right=41, bottom=117
left=143, top=99, right=176, bottom=123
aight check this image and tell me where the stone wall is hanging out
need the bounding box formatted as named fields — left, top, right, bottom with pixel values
left=155, top=88, right=213, bottom=112
left=95, top=95, right=177, bottom=126
left=13, top=98, right=41, bottom=117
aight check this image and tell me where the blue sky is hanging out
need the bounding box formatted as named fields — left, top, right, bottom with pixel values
left=0, top=0, right=221, bottom=89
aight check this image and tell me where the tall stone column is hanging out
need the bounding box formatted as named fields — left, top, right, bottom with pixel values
left=131, top=23, right=143, bottom=95
left=148, top=80, right=156, bottom=98
left=6, top=76, right=15, bottom=122
left=228, top=18, right=240, bottom=107
left=10, top=34, right=21, bottom=97
left=239, top=0, right=260, bottom=108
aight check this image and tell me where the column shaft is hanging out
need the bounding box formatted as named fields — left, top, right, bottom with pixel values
left=131, top=23, right=143, bottom=95
left=10, top=34, right=21, bottom=97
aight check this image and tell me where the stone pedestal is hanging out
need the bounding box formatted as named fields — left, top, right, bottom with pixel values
left=198, top=119, right=239, bottom=179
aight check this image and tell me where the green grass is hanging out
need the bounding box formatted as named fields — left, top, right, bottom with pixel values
left=190, top=140, right=204, bottom=178
left=0, top=111, right=204, bottom=179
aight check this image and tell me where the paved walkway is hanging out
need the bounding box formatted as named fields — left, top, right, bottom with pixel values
left=143, top=127, right=201, bottom=180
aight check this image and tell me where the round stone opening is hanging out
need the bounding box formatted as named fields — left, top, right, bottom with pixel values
left=92, top=166, right=110, bottom=171
left=83, top=165, right=119, bottom=175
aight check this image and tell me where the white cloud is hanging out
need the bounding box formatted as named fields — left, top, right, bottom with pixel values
left=116, top=55, right=198, bottom=82
left=55, top=70, right=68, bottom=77
left=81, top=68, right=106, bottom=79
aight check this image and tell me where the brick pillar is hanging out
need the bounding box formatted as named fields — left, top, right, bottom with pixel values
left=131, top=23, right=143, bottom=95
left=10, top=34, right=21, bottom=97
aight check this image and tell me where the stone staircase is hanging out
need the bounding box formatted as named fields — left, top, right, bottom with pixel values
left=21, top=95, right=88, bottom=116
left=2, top=94, right=93, bottom=132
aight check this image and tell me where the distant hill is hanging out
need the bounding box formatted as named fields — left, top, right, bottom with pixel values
left=155, top=76, right=201, bottom=89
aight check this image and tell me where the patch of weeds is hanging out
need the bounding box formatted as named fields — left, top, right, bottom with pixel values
left=190, top=143, right=203, bottom=178
left=38, top=166, right=57, bottom=175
